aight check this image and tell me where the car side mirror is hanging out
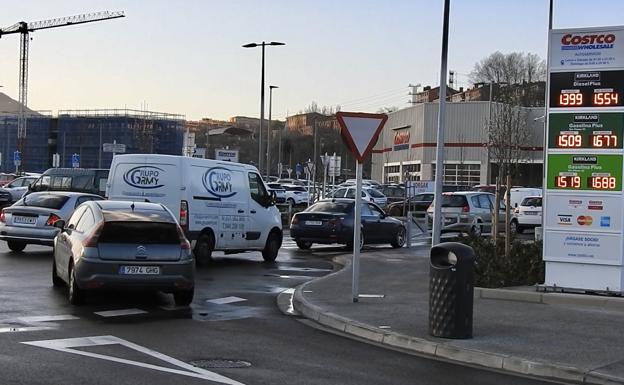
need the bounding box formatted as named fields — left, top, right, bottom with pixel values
left=514, top=203, right=518, bottom=208
left=54, top=220, right=66, bottom=230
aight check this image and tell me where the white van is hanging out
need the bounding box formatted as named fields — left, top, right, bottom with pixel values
left=504, top=187, right=543, bottom=209
left=106, top=154, right=283, bottom=263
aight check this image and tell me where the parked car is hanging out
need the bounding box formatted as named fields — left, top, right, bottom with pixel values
left=277, top=178, right=305, bottom=186
left=328, top=186, right=387, bottom=208
left=0, top=173, right=17, bottom=186
left=510, top=196, right=542, bottom=234
left=426, top=191, right=504, bottom=236
left=0, top=192, right=104, bottom=252
left=342, top=179, right=382, bottom=189
left=52, top=200, right=195, bottom=305
left=29, top=168, right=109, bottom=196
left=386, top=192, right=434, bottom=217
left=380, top=184, right=405, bottom=205
left=106, top=154, right=283, bottom=264
left=266, top=183, right=287, bottom=203
left=290, top=199, right=406, bottom=250
left=0, top=175, right=40, bottom=207
left=282, top=184, right=310, bottom=206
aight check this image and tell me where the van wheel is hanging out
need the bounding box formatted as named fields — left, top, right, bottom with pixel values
left=173, top=289, right=194, bottom=306
left=194, top=233, right=214, bottom=266
left=7, top=241, right=26, bottom=252
left=262, top=231, right=281, bottom=262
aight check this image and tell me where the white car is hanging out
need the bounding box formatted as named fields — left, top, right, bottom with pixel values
left=0, top=176, right=40, bottom=207
left=329, top=186, right=387, bottom=208
left=266, top=183, right=287, bottom=203
left=510, top=196, right=542, bottom=234
left=282, top=184, right=309, bottom=206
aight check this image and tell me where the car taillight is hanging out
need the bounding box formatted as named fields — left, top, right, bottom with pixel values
left=83, top=222, right=104, bottom=247
left=291, top=216, right=299, bottom=225
left=177, top=225, right=191, bottom=250
left=180, top=200, right=189, bottom=231
left=328, top=218, right=341, bottom=227
left=0, top=210, right=5, bottom=223
left=46, top=213, right=61, bottom=226
left=462, top=205, right=470, bottom=213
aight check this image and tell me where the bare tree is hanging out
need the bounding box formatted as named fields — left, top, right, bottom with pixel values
left=471, top=51, right=546, bottom=85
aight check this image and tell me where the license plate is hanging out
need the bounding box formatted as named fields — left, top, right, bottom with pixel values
left=305, top=220, right=322, bottom=226
left=118, top=266, right=160, bottom=275
left=524, top=211, right=538, bottom=216
left=13, top=216, right=37, bottom=225
left=444, top=217, right=454, bottom=224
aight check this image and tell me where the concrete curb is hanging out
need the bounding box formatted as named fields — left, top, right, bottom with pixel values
left=285, top=251, right=624, bottom=384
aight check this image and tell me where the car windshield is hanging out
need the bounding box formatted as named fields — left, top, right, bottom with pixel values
left=307, top=201, right=352, bottom=213
left=18, top=194, right=69, bottom=209
left=99, top=222, right=179, bottom=244
left=441, top=195, right=468, bottom=207
left=286, top=186, right=307, bottom=192
left=522, top=197, right=542, bottom=207
left=366, top=189, right=385, bottom=198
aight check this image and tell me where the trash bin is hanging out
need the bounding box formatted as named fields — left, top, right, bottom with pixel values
left=429, top=242, right=476, bottom=339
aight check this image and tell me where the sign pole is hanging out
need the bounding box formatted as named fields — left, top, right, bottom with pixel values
left=352, top=160, right=362, bottom=302
left=332, top=152, right=336, bottom=186
left=322, top=152, right=328, bottom=199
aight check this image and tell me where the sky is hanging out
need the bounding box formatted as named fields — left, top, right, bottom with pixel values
left=0, top=0, right=623, bottom=121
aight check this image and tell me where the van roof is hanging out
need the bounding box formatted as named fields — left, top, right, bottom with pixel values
left=114, top=154, right=259, bottom=172
left=43, top=168, right=108, bottom=175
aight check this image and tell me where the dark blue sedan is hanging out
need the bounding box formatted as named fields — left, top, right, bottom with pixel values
left=290, top=199, right=406, bottom=250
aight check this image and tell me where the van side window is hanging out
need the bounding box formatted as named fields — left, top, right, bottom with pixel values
left=248, top=172, right=269, bottom=205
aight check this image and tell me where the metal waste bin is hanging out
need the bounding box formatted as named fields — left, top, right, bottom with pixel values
left=429, top=242, right=475, bottom=339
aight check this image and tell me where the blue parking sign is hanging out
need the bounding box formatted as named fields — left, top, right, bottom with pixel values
left=13, top=150, right=21, bottom=167
left=71, top=153, right=80, bottom=168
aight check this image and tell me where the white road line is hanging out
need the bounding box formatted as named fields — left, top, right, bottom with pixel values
left=207, top=296, right=247, bottom=305
left=0, top=326, right=50, bottom=333
left=94, top=309, right=148, bottom=317
left=18, top=315, right=79, bottom=323
left=22, top=335, right=245, bottom=385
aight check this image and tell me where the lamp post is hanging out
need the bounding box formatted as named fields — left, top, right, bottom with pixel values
left=267, top=85, right=278, bottom=179
left=242, top=41, right=285, bottom=176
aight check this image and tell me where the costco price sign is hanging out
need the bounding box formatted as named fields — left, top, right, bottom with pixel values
left=545, top=25, right=624, bottom=292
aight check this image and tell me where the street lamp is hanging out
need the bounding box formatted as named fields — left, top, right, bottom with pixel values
left=267, top=85, right=279, bottom=179
left=242, top=41, right=285, bottom=176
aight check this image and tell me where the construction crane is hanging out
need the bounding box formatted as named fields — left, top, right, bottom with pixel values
left=0, top=11, right=125, bottom=172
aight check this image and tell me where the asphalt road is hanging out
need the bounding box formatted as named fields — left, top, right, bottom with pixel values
left=0, top=239, right=558, bottom=385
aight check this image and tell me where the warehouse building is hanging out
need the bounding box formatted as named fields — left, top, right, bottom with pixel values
left=371, top=100, right=545, bottom=187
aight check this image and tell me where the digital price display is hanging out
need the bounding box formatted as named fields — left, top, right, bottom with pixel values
left=547, top=154, right=623, bottom=191
left=549, top=70, right=624, bottom=108
left=547, top=113, right=624, bottom=149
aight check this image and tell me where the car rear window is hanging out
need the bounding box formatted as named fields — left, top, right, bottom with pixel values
left=307, top=202, right=352, bottom=213
left=99, top=222, right=180, bottom=244
left=367, top=189, right=385, bottom=198
left=441, top=195, right=468, bottom=208
left=18, top=194, right=69, bottom=209
left=522, top=197, right=542, bottom=207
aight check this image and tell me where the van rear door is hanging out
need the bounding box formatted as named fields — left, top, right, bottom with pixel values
left=108, top=156, right=181, bottom=215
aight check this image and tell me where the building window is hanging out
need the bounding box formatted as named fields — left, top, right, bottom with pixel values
left=384, top=165, right=400, bottom=174
left=402, top=164, right=420, bottom=173
left=432, top=163, right=481, bottom=186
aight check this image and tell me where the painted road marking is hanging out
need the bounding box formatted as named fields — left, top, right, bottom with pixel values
left=0, top=326, right=49, bottom=333
left=94, top=309, right=148, bottom=317
left=207, top=296, right=247, bottom=305
left=22, top=335, right=246, bottom=385
left=18, top=315, right=79, bottom=323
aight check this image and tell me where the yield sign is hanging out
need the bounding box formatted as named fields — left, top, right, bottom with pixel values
left=336, top=111, right=387, bottom=163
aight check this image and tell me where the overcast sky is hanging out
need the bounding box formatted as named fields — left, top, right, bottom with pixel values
left=0, top=0, right=623, bottom=121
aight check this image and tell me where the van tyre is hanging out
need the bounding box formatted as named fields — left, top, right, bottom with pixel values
left=68, top=263, right=84, bottom=305
left=296, top=240, right=312, bottom=250
left=194, top=233, right=214, bottom=266
left=52, top=260, right=63, bottom=287
left=391, top=226, right=406, bottom=248
left=7, top=241, right=26, bottom=252
left=262, top=231, right=281, bottom=262
left=174, top=289, right=194, bottom=306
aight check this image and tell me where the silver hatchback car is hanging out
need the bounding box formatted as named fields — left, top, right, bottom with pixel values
left=52, top=200, right=195, bottom=305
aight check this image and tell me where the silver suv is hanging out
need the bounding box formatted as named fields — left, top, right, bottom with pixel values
left=427, top=192, right=504, bottom=236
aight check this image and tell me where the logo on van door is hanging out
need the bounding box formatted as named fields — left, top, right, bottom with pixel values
left=123, top=166, right=165, bottom=189
left=203, top=167, right=236, bottom=198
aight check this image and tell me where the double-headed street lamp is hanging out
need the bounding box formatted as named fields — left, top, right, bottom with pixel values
left=242, top=41, right=285, bottom=175
left=267, top=85, right=278, bottom=179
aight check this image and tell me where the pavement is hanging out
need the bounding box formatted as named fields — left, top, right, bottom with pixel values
left=281, top=245, right=624, bottom=385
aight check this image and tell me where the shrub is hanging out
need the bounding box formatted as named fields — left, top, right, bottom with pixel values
left=457, top=235, right=544, bottom=288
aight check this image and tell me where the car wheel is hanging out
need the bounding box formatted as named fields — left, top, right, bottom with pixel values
left=296, top=240, right=312, bottom=250
left=52, top=259, right=64, bottom=287
left=194, top=233, right=214, bottom=266
left=287, top=198, right=296, bottom=207
left=391, top=226, right=406, bottom=248
left=7, top=241, right=26, bottom=252
left=173, top=289, right=194, bottom=306
left=262, top=231, right=281, bottom=262
left=470, top=222, right=482, bottom=237
left=346, top=231, right=364, bottom=251
left=68, top=263, right=84, bottom=305
left=510, top=220, right=519, bottom=234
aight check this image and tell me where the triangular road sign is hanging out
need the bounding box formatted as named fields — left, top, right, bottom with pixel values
left=22, top=335, right=245, bottom=385
left=336, top=112, right=387, bottom=163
